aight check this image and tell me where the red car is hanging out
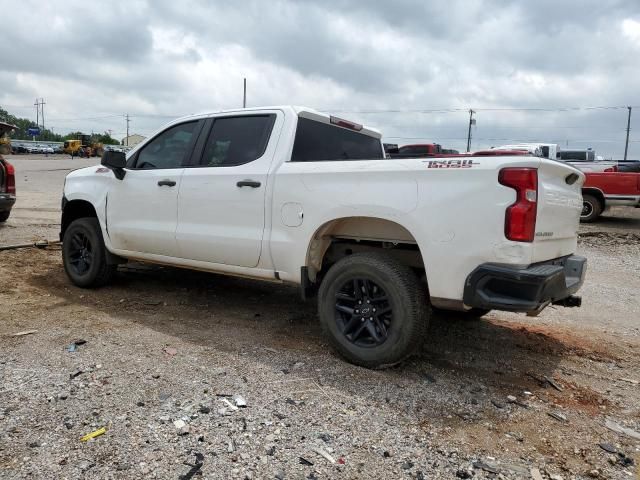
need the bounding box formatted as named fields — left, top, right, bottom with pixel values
left=0, top=122, right=16, bottom=223
left=581, top=171, right=640, bottom=222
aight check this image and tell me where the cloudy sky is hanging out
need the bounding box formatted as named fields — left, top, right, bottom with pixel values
left=2, top=0, right=640, bottom=157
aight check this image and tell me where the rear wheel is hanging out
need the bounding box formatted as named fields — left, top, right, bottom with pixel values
left=581, top=194, right=603, bottom=223
left=62, top=217, right=116, bottom=288
left=0, top=211, right=9, bottom=223
left=318, top=253, right=429, bottom=369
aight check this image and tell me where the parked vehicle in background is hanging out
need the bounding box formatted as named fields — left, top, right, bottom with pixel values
left=11, top=143, right=28, bottom=154
left=607, top=161, right=640, bottom=173
left=388, top=144, right=462, bottom=158
left=580, top=171, right=640, bottom=222
left=64, top=139, right=82, bottom=156
left=60, top=106, right=587, bottom=368
left=492, top=144, right=549, bottom=158
left=472, top=149, right=531, bottom=157
left=0, top=122, right=17, bottom=222
left=559, top=149, right=596, bottom=162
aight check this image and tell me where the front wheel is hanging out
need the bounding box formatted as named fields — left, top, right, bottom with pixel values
left=62, top=217, right=116, bottom=288
left=0, top=211, right=9, bottom=223
left=318, top=253, right=429, bottom=369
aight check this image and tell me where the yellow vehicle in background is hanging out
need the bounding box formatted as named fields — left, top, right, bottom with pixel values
left=64, top=135, right=104, bottom=157
left=63, top=139, right=82, bottom=155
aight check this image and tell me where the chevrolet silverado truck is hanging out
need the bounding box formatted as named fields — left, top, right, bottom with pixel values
left=60, top=106, right=587, bottom=368
left=581, top=171, right=640, bottom=222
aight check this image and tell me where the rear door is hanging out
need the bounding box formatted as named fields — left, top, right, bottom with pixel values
left=107, top=120, right=203, bottom=257
left=175, top=112, right=281, bottom=267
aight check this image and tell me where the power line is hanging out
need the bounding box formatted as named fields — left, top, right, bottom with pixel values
left=325, top=105, right=639, bottom=114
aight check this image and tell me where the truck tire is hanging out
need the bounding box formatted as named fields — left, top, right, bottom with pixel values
left=318, top=253, right=429, bottom=369
left=0, top=211, right=9, bottom=223
left=580, top=194, right=603, bottom=223
left=62, top=217, right=116, bottom=288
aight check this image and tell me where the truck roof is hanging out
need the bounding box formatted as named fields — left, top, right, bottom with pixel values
left=169, top=106, right=382, bottom=139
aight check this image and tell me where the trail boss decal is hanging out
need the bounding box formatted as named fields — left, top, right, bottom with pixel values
left=425, top=159, right=480, bottom=169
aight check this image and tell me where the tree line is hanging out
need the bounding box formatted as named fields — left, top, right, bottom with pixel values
left=0, top=106, right=120, bottom=145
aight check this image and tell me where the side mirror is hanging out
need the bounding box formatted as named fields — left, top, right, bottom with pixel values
left=101, top=151, right=127, bottom=180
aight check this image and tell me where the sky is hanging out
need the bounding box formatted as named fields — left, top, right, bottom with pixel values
left=1, top=0, right=640, bottom=157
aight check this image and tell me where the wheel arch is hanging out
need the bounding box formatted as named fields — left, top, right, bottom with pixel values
left=61, top=199, right=98, bottom=241
left=304, top=216, right=425, bottom=282
left=581, top=187, right=605, bottom=208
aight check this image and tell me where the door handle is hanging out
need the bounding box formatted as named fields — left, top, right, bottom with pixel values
left=157, top=179, right=177, bottom=187
left=236, top=180, right=261, bottom=188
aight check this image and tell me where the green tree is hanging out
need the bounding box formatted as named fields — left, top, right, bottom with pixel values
left=0, top=105, right=64, bottom=141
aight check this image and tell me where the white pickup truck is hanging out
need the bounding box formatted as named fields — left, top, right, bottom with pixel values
left=61, top=106, right=587, bottom=368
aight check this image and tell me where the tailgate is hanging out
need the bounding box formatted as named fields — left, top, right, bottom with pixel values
left=532, top=160, right=584, bottom=262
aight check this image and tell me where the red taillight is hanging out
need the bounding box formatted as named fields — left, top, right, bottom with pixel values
left=499, top=167, right=537, bottom=242
left=5, top=161, right=15, bottom=195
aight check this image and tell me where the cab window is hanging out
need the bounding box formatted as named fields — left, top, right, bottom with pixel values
left=133, top=122, right=198, bottom=169
left=199, top=115, right=275, bottom=167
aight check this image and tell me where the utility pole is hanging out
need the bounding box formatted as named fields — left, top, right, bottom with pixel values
left=624, top=106, right=632, bottom=161
left=243, top=78, right=247, bottom=108
left=41, top=98, right=45, bottom=133
left=125, top=113, right=130, bottom=146
left=34, top=98, right=39, bottom=130
left=466, top=109, right=475, bottom=152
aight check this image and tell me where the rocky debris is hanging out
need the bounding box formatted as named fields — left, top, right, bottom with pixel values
left=11, top=329, right=38, bottom=337
left=543, top=376, right=564, bottom=392
left=1, top=236, right=640, bottom=479
left=530, top=467, right=544, bottom=480
left=548, top=411, right=568, bottom=422
left=456, top=467, right=473, bottom=478
left=163, top=346, right=178, bottom=356
left=604, top=418, right=640, bottom=440
left=310, top=446, right=336, bottom=464
left=473, top=460, right=499, bottom=474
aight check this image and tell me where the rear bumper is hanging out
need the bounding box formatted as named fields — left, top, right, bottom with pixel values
left=0, top=193, right=15, bottom=212
left=463, top=255, right=587, bottom=313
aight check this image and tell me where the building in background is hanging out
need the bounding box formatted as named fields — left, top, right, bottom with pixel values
left=121, top=134, right=146, bottom=147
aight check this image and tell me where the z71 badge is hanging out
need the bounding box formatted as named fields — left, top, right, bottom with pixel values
left=425, top=159, right=480, bottom=168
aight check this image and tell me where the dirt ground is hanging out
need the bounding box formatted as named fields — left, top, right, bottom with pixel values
left=0, top=155, right=639, bottom=479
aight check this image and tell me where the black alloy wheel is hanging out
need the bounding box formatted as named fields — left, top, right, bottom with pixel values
left=67, top=231, right=94, bottom=276
left=62, top=217, right=116, bottom=288
left=318, top=252, right=428, bottom=368
left=335, top=278, right=392, bottom=347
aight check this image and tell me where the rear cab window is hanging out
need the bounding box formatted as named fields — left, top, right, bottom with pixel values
left=199, top=115, right=275, bottom=167
left=291, top=117, right=383, bottom=162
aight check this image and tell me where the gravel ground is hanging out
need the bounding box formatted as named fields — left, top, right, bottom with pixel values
left=0, top=155, right=639, bottom=479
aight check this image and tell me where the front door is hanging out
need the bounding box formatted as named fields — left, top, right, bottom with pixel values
left=106, top=120, right=202, bottom=257
left=176, top=113, right=281, bottom=267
